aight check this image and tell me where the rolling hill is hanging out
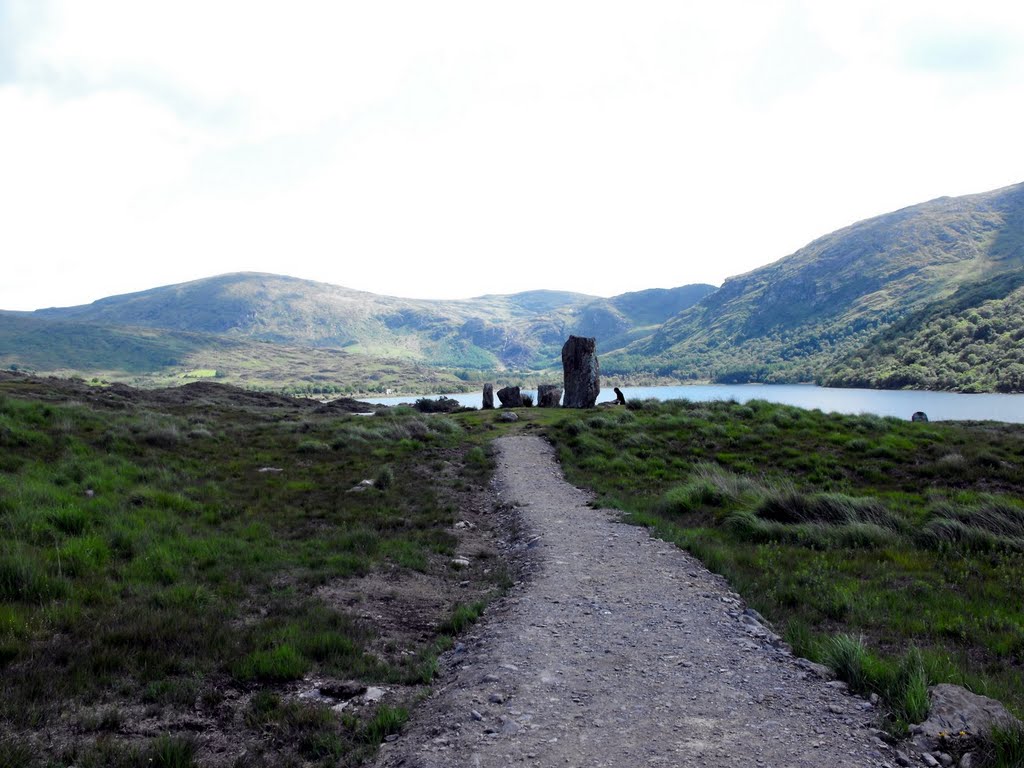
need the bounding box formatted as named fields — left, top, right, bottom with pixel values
left=8, top=181, right=1024, bottom=394
left=605, top=181, right=1024, bottom=387
left=26, top=274, right=714, bottom=373
left=0, top=313, right=465, bottom=395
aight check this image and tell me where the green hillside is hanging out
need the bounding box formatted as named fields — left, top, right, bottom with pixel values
left=31, top=274, right=715, bottom=372
left=606, top=182, right=1024, bottom=385
left=823, top=270, right=1024, bottom=393
left=0, top=314, right=463, bottom=396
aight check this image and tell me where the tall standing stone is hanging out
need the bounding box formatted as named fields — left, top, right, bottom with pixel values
left=537, top=384, right=563, bottom=408
left=482, top=383, right=494, bottom=410
left=497, top=386, right=524, bottom=408
left=561, top=336, right=600, bottom=408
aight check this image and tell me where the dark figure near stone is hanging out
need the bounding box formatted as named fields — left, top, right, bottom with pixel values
left=911, top=411, right=929, bottom=423
left=497, top=385, right=524, bottom=408
left=537, top=384, right=563, bottom=408
left=613, top=387, right=626, bottom=405
left=562, top=335, right=600, bottom=408
left=482, top=383, right=494, bottom=410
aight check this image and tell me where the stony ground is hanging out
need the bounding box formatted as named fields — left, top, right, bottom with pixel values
left=375, top=435, right=911, bottom=768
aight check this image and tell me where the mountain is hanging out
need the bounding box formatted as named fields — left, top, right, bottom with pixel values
left=605, top=181, right=1024, bottom=385
left=822, top=269, right=1024, bottom=393
left=29, top=273, right=715, bottom=372
left=0, top=312, right=465, bottom=395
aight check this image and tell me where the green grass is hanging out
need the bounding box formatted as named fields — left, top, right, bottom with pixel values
left=0, top=376, right=502, bottom=764
left=540, top=398, right=1024, bottom=730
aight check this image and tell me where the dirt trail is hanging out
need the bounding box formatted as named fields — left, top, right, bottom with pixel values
left=375, top=435, right=905, bottom=767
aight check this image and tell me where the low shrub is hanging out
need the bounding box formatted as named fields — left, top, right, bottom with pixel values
left=413, top=396, right=461, bottom=413
left=234, top=644, right=308, bottom=682
left=361, top=705, right=408, bottom=744
left=439, top=601, right=485, bottom=635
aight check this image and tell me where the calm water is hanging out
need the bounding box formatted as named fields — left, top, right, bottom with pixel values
left=363, top=384, right=1024, bottom=424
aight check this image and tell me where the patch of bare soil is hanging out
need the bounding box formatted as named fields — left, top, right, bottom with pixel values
left=374, top=435, right=916, bottom=768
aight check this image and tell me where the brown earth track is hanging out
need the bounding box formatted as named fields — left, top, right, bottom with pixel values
left=375, top=435, right=907, bottom=767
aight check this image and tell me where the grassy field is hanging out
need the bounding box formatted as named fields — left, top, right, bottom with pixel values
left=537, top=398, right=1024, bottom=741
left=0, top=375, right=506, bottom=767
left=4, top=374, right=1024, bottom=765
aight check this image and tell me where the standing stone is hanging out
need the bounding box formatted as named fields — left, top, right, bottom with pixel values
left=561, top=336, right=600, bottom=408
left=482, top=383, right=494, bottom=410
left=537, top=384, right=563, bottom=408
left=911, top=411, right=929, bottom=422
left=496, top=386, right=524, bottom=408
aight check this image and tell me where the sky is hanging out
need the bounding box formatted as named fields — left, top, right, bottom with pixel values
left=2, top=1, right=1024, bottom=311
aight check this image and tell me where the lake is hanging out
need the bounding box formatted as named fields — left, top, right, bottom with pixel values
left=363, top=384, right=1024, bottom=424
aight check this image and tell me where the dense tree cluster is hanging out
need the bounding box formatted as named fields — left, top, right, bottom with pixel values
left=824, top=272, right=1024, bottom=393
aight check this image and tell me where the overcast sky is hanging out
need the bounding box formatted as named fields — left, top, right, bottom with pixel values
left=2, top=1, right=1023, bottom=311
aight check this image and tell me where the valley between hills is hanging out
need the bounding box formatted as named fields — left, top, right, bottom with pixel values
left=3, top=180, right=1024, bottom=395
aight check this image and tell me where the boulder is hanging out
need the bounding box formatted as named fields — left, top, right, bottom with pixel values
left=911, top=684, right=1021, bottom=753
left=537, top=384, right=563, bottom=408
left=499, top=411, right=519, bottom=422
left=496, top=386, right=524, bottom=408
left=562, top=335, right=600, bottom=408
left=912, top=411, right=929, bottom=422
left=482, top=383, right=494, bottom=410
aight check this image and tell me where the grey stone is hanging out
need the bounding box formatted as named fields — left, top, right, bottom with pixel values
left=537, top=384, right=562, bottom=408
left=488, top=693, right=505, bottom=704
left=482, top=383, right=494, bottom=410
left=499, top=412, right=519, bottom=423
left=470, top=709, right=484, bottom=721
left=561, top=335, right=600, bottom=408
left=922, top=754, right=940, bottom=767
left=497, top=386, right=524, bottom=408
left=913, top=684, right=1021, bottom=752
left=912, top=411, right=929, bottom=422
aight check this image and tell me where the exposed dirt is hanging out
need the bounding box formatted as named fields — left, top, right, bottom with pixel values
left=375, top=435, right=911, bottom=767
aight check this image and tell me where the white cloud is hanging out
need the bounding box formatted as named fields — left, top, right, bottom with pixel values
left=2, top=1, right=1023, bottom=309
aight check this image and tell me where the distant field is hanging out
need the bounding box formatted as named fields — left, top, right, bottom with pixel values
left=0, top=314, right=469, bottom=396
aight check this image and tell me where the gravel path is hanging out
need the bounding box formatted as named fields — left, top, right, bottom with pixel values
left=375, top=435, right=906, bottom=767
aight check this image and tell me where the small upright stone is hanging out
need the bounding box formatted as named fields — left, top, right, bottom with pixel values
left=537, top=384, right=563, bottom=408
left=497, top=386, right=524, bottom=408
left=482, top=383, right=494, bottom=410
left=562, top=335, right=600, bottom=408
left=912, top=411, right=929, bottom=422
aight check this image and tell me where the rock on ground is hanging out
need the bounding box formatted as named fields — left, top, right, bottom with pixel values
left=497, top=386, right=524, bottom=408
left=374, top=435, right=900, bottom=768
left=536, top=384, right=562, bottom=408
left=912, top=683, right=1021, bottom=752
